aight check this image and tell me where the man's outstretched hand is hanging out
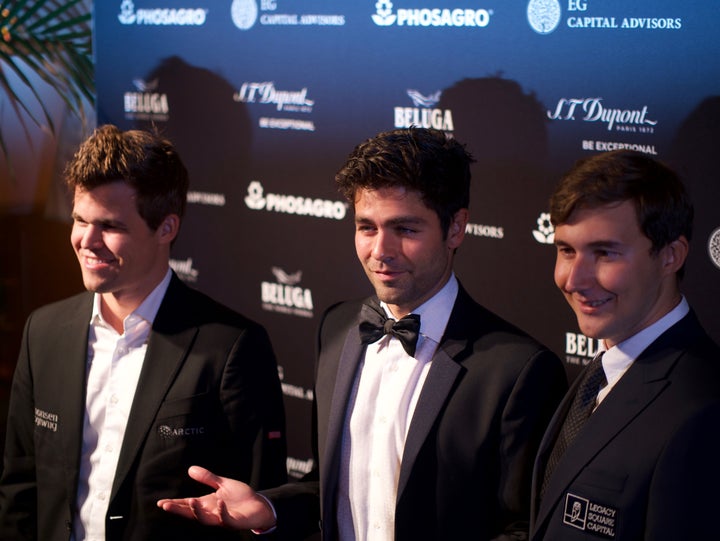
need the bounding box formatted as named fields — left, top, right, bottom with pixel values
left=157, top=466, right=276, bottom=532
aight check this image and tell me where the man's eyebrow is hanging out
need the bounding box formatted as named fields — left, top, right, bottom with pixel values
left=71, top=213, right=125, bottom=228
left=555, top=239, right=624, bottom=249
left=355, top=215, right=426, bottom=225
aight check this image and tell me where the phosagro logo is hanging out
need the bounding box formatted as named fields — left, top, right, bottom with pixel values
left=372, top=0, right=492, bottom=28
left=118, top=0, right=207, bottom=26
left=262, top=267, right=314, bottom=318
left=394, top=89, right=454, bottom=132
left=532, top=212, right=555, bottom=244
left=244, top=181, right=347, bottom=220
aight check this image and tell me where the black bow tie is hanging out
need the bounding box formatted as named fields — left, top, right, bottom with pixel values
left=358, top=302, right=421, bottom=357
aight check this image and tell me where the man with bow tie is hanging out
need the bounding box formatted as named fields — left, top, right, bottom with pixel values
left=159, top=127, right=567, bottom=540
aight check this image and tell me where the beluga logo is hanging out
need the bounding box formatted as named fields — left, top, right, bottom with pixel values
left=394, top=89, right=454, bottom=132
left=262, top=267, right=314, bottom=318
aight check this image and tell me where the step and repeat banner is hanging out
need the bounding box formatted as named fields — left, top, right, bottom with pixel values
left=95, top=0, right=720, bottom=477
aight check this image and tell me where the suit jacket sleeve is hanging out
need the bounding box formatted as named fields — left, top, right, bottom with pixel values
left=645, top=401, right=720, bottom=540
left=0, top=312, right=43, bottom=541
left=219, top=319, right=288, bottom=490
left=494, top=347, right=568, bottom=540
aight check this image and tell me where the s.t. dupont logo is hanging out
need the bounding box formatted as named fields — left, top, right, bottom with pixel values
left=547, top=97, right=658, bottom=133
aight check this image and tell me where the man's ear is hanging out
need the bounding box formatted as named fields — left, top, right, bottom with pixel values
left=661, top=235, right=689, bottom=275
left=158, top=214, right=180, bottom=245
left=447, top=208, right=469, bottom=250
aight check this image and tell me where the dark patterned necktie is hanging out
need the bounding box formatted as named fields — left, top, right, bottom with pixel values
left=541, top=352, right=607, bottom=496
left=358, top=302, right=421, bottom=357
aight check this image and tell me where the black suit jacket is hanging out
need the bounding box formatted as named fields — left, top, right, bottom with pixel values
left=530, top=311, right=720, bottom=541
left=266, top=284, right=567, bottom=540
left=0, top=273, right=287, bottom=541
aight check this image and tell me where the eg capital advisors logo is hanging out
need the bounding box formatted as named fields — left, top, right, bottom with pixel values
left=709, top=227, right=720, bottom=270
left=527, top=0, right=562, bottom=34
left=231, top=0, right=259, bottom=30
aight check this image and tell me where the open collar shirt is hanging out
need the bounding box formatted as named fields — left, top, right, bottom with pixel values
left=73, top=269, right=171, bottom=541
left=597, top=296, right=689, bottom=406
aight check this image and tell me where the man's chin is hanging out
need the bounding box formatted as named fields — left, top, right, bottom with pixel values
left=82, top=279, right=111, bottom=294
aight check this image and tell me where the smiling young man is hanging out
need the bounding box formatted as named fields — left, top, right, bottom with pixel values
left=157, top=127, right=567, bottom=540
left=531, top=150, right=720, bottom=540
left=0, top=125, right=287, bottom=541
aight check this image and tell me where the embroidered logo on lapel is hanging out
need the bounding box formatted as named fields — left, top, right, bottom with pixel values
left=34, top=408, right=59, bottom=432
left=563, top=493, right=617, bottom=538
left=157, top=424, right=206, bottom=438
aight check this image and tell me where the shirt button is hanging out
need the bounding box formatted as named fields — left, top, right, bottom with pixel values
left=110, top=395, right=119, bottom=404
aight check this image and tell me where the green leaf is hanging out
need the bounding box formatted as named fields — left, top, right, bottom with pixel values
left=0, top=0, right=94, bottom=180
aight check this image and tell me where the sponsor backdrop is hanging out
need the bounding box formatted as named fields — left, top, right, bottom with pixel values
left=96, top=0, right=720, bottom=478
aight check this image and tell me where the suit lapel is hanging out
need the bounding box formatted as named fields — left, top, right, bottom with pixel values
left=534, top=314, right=701, bottom=532
left=56, top=294, right=95, bottom=504
left=397, top=348, right=461, bottom=496
left=110, top=276, right=197, bottom=499
left=396, top=288, right=472, bottom=498
left=319, top=317, right=365, bottom=525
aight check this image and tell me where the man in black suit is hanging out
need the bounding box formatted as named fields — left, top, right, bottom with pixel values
left=0, top=125, right=287, bottom=541
left=159, top=127, right=567, bottom=539
left=531, top=150, right=720, bottom=540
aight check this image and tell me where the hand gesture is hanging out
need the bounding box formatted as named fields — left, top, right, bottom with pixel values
left=157, top=465, right=276, bottom=532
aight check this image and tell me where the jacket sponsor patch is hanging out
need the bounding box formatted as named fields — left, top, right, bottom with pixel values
left=157, top=424, right=206, bottom=438
left=563, top=492, right=617, bottom=538
left=34, top=408, right=59, bottom=432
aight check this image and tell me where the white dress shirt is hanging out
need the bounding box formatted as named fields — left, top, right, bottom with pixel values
left=337, top=274, right=459, bottom=541
left=596, top=296, right=690, bottom=406
left=72, top=269, right=172, bottom=541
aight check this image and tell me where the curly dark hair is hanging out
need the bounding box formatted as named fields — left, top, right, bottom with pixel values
left=335, top=127, right=474, bottom=237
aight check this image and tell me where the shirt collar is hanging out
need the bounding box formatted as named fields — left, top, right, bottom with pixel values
left=380, top=273, right=458, bottom=345
left=602, top=296, right=690, bottom=379
left=90, top=269, right=173, bottom=331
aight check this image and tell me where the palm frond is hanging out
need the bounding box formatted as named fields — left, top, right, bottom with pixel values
left=0, top=0, right=93, bottom=173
